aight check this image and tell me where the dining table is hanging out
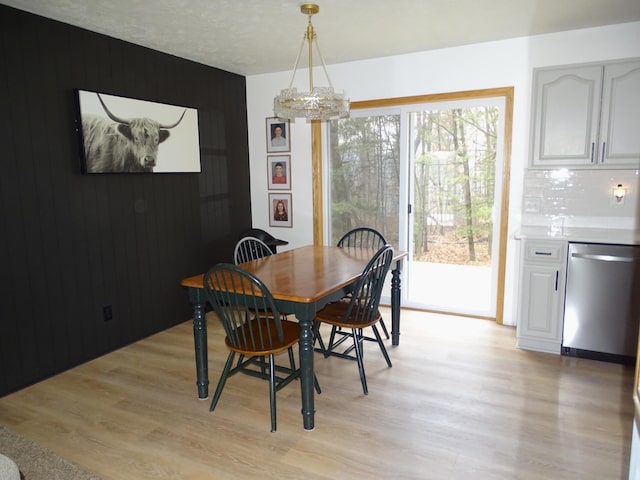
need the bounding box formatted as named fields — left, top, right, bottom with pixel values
left=180, top=244, right=407, bottom=430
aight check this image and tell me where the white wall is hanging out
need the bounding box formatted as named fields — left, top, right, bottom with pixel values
left=246, top=21, right=640, bottom=326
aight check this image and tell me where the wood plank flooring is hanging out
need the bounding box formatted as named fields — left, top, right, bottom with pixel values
left=0, top=308, right=634, bottom=479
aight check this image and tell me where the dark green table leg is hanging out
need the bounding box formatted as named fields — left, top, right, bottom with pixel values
left=297, top=304, right=316, bottom=430
left=189, top=287, right=209, bottom=399
left=391, top=260, right=403, bottom=346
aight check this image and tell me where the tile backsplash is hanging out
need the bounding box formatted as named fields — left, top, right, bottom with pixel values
left=521, top=169, right=639, bottom=230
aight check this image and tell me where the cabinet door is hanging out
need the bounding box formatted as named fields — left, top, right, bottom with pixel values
left=531, top=65, right=602, bottom=167
left=518, top=264, right=563, bottom=347
left=600, top=60, right=640, bottom=167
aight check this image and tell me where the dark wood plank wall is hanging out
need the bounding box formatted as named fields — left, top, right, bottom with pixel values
left=0, top=5, right=252, bottom=396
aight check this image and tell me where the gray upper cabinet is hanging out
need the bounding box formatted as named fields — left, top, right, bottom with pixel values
left=600, top=61, right=640, bottom=167
left=530, top=59, right=640, bottom=169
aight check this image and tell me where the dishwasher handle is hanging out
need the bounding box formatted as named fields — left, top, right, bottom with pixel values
left=571, top=252, right=640, bottom=263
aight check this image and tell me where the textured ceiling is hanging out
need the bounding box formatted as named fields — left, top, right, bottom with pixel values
left=2, top=0, right=640, bottom=76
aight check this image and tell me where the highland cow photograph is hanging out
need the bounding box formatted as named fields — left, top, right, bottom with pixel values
left=76, top=89, right=201, bottom=173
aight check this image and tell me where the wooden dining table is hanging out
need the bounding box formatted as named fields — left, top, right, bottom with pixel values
left=180, top=245, right=407, bottom=430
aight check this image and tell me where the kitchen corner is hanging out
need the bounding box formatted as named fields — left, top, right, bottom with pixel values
left=522, top=58, right=640, bottom=477
left=514, top=167, right=640, bottom=361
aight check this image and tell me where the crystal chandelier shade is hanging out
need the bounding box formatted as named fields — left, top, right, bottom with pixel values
left=273, top=4, right=350, bottom=121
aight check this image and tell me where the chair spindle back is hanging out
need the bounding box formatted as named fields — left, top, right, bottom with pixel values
left=234, top=236, right=273, bottom=265
left=204, top=263, right=284, bottom=352
left=337, top=227, right=387, bottom=249
left=343, top=245, right=394, bottom=324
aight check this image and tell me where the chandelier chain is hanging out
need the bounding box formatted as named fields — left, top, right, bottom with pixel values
left=273, top=3, right=350, bottom=121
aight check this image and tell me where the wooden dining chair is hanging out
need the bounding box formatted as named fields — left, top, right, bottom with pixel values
left=234, top=235, right=291, bottom=320
left=204, top=263, right=321, bottom=432
left=336, top=227, right=390, bottom=339
left=313, top=245, right=394, bottom=395
left=233, top=236, right=273, bottom=264
left=238, top=228, right=288, bottom=254
left=337, top=227, right=388, bottom=250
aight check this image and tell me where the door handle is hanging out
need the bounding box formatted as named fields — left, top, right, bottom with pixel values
left=571, top=252, right=639, bottom=263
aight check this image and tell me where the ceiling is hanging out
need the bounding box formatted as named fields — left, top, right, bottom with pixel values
left=2, top=0, right=640, bottom=76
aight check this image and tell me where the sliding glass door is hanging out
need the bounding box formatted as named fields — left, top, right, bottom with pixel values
left=327, top=89, right=512, bottom=320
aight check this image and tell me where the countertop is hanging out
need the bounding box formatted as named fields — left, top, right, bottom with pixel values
left=515, top=226, right=640, bottom=245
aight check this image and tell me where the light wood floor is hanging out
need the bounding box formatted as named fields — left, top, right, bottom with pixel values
left=0, top=308, right=634, bottom=479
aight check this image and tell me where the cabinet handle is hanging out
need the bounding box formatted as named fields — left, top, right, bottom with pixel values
left=601, top=142, right=606, bottom=163
left=534, top=251, right=552, bottom=256
left=571, top=252, right=639, bottom=263
left=555, top=270, right=559, bottom=291
left=590, top=142, right=595, bottom=163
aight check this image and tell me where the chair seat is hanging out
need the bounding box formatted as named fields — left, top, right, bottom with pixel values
left=315, top=300, right=381, bottom=329
left=225, top=319, right=300, bottom=356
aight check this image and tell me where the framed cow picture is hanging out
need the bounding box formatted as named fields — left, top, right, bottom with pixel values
left=75, top=89, right=201, bottom=173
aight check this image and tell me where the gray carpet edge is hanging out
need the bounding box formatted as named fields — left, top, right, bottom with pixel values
left=0, top=425, right=100, bottom=480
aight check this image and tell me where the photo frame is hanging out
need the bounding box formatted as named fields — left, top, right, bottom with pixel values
left=267, top=155, right=291, bottom=190
left=75, top=89, right=201, bottom=174
left=269, top=193, right=292, bottom=228
left=266, top=117, right=290, bottom=153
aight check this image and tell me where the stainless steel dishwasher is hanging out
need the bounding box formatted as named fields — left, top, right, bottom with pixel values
left=562, top=242, right=640, bottom=364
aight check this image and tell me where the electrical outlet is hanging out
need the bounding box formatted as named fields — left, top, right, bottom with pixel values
left=103, top=305, right=113, bottom=321
left=524, top=196, right=542, bottom=213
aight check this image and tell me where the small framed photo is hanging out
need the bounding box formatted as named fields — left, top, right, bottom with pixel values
left=267, top=155, right=291, bottom=190
left=269, top=193, right=292, bottom=228
left=266, top=117, right=290, bottom=153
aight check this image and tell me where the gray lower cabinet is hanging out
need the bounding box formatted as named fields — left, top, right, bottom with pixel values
left=516, top=239, right=568, bottom=354
left=530, top=59, right=640, bottom=169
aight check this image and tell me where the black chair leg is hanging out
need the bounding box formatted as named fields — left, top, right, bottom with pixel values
left=327, top=326, right=338, bottom=355
left=269, top=353, right=276, bottom=432
left=372, top=325, right=392, bottom=368
left=210, top=351, right=235, bottom=412
left=379, top=318, right=390, bottom=340
left=351, top=328, right=368, bottom=395
left=287, top=348, right=296, bottom=371
left=312, top=320, right=329, bottom=355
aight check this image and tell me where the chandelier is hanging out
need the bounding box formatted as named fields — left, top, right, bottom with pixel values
left=273, top=4, right=350, bottom=121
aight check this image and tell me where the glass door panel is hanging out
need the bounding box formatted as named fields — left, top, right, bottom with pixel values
left=407, top=98, right=506, bottom=317
left=327, top=113, right=401, bottom=247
